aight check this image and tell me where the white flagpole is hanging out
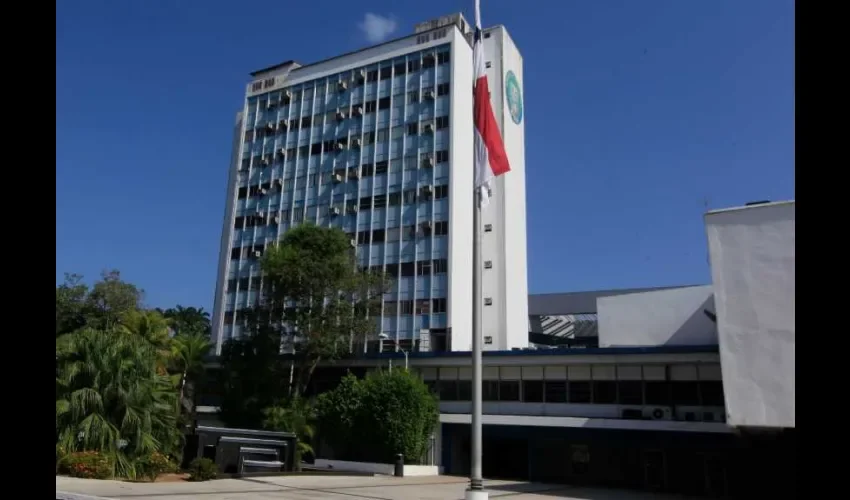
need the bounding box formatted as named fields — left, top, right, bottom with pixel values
left=468, top=1, right=486, bottom=498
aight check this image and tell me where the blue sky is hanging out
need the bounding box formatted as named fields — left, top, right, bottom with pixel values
left=56, top=0, right=795, bottom=311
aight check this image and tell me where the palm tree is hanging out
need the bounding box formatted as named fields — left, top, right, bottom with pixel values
left=261, top=397, right=316, bottom=470
left=162, top=306, right=211, bottom=338
left=56, top=328, right=182, bottom=479
left=119, top=309, right=173, bottom=371
left=170, top=332, right=212, bottom=423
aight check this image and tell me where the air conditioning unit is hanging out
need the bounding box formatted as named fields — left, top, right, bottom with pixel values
left=350, top=138, right=362, bottom=148
left=484, top=260, right=493, bottom=269
left=254, top=211, right=265, bottom=219
left=253, top=251, right=262, bottom=258
left=258, top=188, right=268, bottom=196
left=265, top=122, right=275, bottom=131
left=484, top=298, right=493, bottom=306
left=330, top=206, right=341, bottom=216
left=277, top=148, right=286, bottom=157
left=643, top=406, right=673, bottom=421
left=274, top=178, right=283, bottom=187
left=356, top=69, right=366, bottom=81
left=283, top=90, right=292, bottom=99
left=423, top=90, right=435, bottom=100
left=271, top=215, right=280, bottom=224
left=337, top=81, right=348, bottom=92
left=261, top=157, right=271, bottom=166
left=347, top=205, right=359, bottom=214
left=349, top=169, right=361, bottom=179
left=421, top=185, right=433, bottom=196
left=423, top=123, right=434, bottom=133
left=336, top=110, right=347, bottom=121
left=352, top=106, right=363, bottom=116
left=333, top=173, right=343, bottom=183
left=422, top=156, right=434, bottom=168
left=349, top=239, right=357, bottom=247
left=334, top=142, right=346, bottom=151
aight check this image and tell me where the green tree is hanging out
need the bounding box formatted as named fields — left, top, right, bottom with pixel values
left=84, top=270, right=144, bottom=331
left=316, top=371, right=438, bottom=464
left=258, top=224, right=390, bottom=396
left=56, top=273, right=89, bottom=337
left=218, top=224, right=391, bottom=427
left=56, top=328, right=183, bottom=479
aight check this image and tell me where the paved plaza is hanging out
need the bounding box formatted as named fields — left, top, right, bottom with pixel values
left=57, top=474, right=694, bottom=500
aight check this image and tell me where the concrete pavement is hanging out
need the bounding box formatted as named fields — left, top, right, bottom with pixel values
left=56, top=474, right=693, bottom=500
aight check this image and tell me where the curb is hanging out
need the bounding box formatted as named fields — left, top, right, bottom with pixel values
left=56, top=491, right=117, bottom=500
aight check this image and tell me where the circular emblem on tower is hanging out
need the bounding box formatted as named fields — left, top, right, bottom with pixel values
left=505, top=70, right=523, bottom=125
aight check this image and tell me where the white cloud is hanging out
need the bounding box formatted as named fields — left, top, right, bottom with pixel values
left=358, top=13, right=398, bottom=43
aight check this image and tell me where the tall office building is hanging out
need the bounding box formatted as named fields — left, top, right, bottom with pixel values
left=211, top=14, right=528, bottom=355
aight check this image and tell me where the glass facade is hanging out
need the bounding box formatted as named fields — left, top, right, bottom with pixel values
left=223, top=44, right=453, bottom=348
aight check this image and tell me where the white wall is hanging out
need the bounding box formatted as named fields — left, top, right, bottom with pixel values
left=597, top=286, right=717, bottom=348
left=475, top=26, right=529, bottom=352
left=210, top=112, right=245, bottom=354
left=706, top=201, right=795, bottom=429
left=447, top=30, right=474, bottom=352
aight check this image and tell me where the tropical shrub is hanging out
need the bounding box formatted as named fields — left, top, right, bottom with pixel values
left=135, top=451, right=178, bottom=481
left=187, top=458, right=217, bottom=481
left=65, top=451, right=113, bottom=479
left=316, top=370, right=438, bottom=464
left=262, top=397, right=316, bottom=468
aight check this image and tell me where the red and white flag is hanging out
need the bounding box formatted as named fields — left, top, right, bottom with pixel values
left=473, top=0, right=511, bottom=208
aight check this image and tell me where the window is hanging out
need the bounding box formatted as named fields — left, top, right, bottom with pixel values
left=378, top=97, right=391, bottom=110
left=230, top=247, right=242, bottom=260
left=407, top=59, right=420, bottom=72
left=593, top=381, right=617, bottom=404
left=379, top=67, right=392, bottom=80
left=251, top=81, right=262, bottom=92
left=366, top=69, right=378, bottom=82
left=568, top=381, right=592, bottom=403
left=359, top=196, right=372, bottom=210
left=484, top=224, right=493, bottom=232
left=357, top=231, right=370, bottom=245
left=422, top=53, right=436, bottom=69
left=407, top=91, right=419, bottom=104
left=237, top=187, right=248, bottom=200
left=434, top=185, right=449, bottom=199
left=375, top=160, right=388, bottom=175
left=243, top=130, right=253, bottom=143
left=376, top=128, right=388, bottom=142
left=393, top=63, right=406, bottom=76
left=400, top=262, right=415, bottom=277
left=672, top=382, right=700, bottom=406
left=433, top=258, right=448, bottom=274
left=388, top=192, right=401, bottom=206
left=365, top=101, right=377, bottom=113
left=436, top=116, right=449, bottom=130
left=311, top=143, right=322, bottom=155
left=372, top=229, right=385, bottom=243
left=618, top=381, right=643, bottom=405
left=645, top=381, right=671, bottom=405
left=483, top=381, right=499, bottom=401
left=407, top=122, right=419, bottom=135
left=700, top=381, right=725, bottom=406
left=399, top=300, right=414, bottom=315
left=436, top=150, right=449, bottom=163
left=485, top=61, right=492, bottom=69
left=415, top=299, right=430, bottom=315
left=386, top=227, right=400, bottom=242
left=440, top=381, right=458, bottom=401
left=403, top=190, right=417, bottom=205
left=457, top=380, right=471, bottom=401
left=523, top=381, right=544, bottom=403
left=437, top=83, right=450, bottom=96
left=417, top=260, right=432, bottom=276
left=233, top=215, right=245, bottom=228
left=363, top=131, right=376, bottom=145
left=437, top=51, right=450, bottom=65
left=301, top=116, right=312, bottom=128
left=362, top=163, right=374, bottom=176
left=432, top=298, right=447, bottom=313
left=499, top=381, right=520, bottom=401
left=545, top=381, right=567, bottom=403
left=403, top=224, right=417, bottom=239
left=434, top=221, right=449, bottom=236
left=373, top=194, right=386, bottom=207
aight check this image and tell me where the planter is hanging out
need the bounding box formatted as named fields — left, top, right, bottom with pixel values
left=313, top=459, right=440, bottom=477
